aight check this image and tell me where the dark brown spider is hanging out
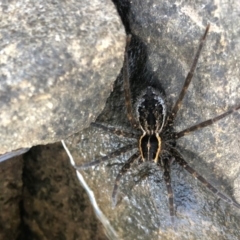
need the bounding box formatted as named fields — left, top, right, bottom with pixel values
left=77, top=24, right=240, bottom=222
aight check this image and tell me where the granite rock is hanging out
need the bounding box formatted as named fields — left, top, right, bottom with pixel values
left=0, top=0, right=125, bottom=154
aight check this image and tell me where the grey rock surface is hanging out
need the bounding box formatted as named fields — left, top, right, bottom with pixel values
left=67, top=0, right=240, bottom=239
left=20, top=143, right=107, bottom=240
left=0, top=143, right=108, bottom=240
left=0, top=155, right=23, bottom=240
left=0, top=0, right=125, bottom=154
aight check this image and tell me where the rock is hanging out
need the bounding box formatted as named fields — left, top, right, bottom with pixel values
left=0, top=156, right=23, bottom=240
left=67, top=0, right=240, bottom=239
left=0, top=0, right=125, bottom=154
left=18, top=143, right=106, bottom=240
left=0, top=143, right=107, bottom=240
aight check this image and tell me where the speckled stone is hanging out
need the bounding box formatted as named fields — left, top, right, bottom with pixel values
left=20, top=143, right=107, bottom=240
left=0, top=156, right=23, bottom=240
left=0, top=0, right=125, bottom=154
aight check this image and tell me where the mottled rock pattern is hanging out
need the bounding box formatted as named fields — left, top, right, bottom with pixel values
left=0, top=143, right=108, bottom=240
left=20, top=143, right=107, bottom=240
left=0, top=0, right=125, bottom=154
left=0, top=156, right=23, bottom=240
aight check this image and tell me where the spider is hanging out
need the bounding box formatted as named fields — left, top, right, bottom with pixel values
left=77, top=24, right=240, bottom=222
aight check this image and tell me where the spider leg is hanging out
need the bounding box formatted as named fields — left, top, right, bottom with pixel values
left=123, top=35, right=139, bottom=129
left=174, top=104, right=240, bottom=139
left=90, top=122, right=138, bottom=139
left=75, top=144, right=136, bottom=169
left=168, top=24, right=210, bottom=124
left=158, top=157, right=175, bottom=223
left=112, top=153, right=141, bottom=207
left=170, top=147, right=240, bottom=209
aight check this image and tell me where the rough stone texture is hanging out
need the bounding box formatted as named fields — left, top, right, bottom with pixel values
left=19, top=143, right=107, bottom=240
left=0, top=156, right=23, bottom=240
left=0, top=143, right=108, bottom=240
left=0, top=0, right=125, bottom=154
left=67, top=0, right=240, bottom=239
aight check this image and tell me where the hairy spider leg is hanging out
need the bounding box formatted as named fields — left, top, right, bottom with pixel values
left=123, top=35, right=139, bottom=129
left=168, top=24, right=210, bottom=125
left=90, top=122, right=138, bottom=139
left=112, top=153, right=141, bottom=207
left=174, top=104, right=240, bottom=139
left=75, top=144, right=136, bottom=169
left=170, top=148, right=240, bottom=209
left=158, top=157, right=175, bottom=223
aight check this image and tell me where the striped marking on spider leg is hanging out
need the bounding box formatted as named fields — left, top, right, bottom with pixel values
left=159, top=159, right=175, bottom=223
left=90, top=122, right=138, bottom=139
left=112, top=153, right=141, bottom=207
left=75, top=144, right=136, bottom=169
left=123, top=35, right=139, bottom=129
left=168, top=24, right=210, bottom=124
left=175, top=104, right=240, bottom=139
left=171, top=148, right=240, bottom=209
left=166, top=183, right=174, bottom=224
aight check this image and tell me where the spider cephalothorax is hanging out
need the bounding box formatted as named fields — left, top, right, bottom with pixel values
left=77, top=24, right=240, bottom=222
left=136, top=87, right=166, bottom=163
